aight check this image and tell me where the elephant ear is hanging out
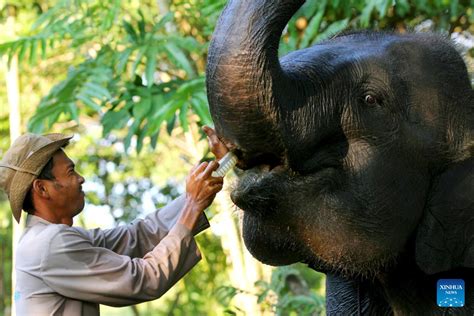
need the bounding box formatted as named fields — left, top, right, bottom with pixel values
left=415, top=157, right=474, bottom=274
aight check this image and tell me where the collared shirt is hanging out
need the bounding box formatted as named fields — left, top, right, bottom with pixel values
left=14, top=195, right=209, bottom=316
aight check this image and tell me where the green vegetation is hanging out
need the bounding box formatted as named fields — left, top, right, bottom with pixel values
left=0, top=0, right=472, bottom=315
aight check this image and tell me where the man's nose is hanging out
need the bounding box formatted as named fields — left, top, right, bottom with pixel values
left=78, top=174, right=85, bottom=184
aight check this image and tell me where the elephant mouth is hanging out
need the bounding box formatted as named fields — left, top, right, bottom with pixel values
left=230, top=159, right=287, bottom=213
left=231, top=152, right=340, bottom=215
left=230, top=154, right=340, bottom=266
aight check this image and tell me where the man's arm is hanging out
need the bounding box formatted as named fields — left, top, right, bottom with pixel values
left=87, top=126, right=228, bottom=257
left=40, top=223, right=202, bottom=306
left=85, top=195, right=209, bottom=258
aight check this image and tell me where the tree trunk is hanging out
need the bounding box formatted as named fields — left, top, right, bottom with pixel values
left=1, top=237, right=4, bottom=314
left=215, top=181, right=272, bottom=315
left=156, top=0, right=175, bottom=33
left=4, top=5, right=22, bottom=316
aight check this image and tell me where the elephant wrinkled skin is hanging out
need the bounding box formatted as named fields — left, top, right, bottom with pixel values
left=206, top=0, right=473, bottom=314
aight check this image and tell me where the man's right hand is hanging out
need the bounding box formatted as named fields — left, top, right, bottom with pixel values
left=202, top=126, right=229, bottom=160
left=178, top=161, right=223, bottom=230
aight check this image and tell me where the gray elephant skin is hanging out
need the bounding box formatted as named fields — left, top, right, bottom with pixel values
left=206, top=0, right=473, bottom=315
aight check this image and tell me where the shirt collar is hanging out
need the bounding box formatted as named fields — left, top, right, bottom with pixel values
left=25, top=214, right=54, bottom=227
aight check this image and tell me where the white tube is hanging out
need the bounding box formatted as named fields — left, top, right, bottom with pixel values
left=212, top=152, right=238, bottom=177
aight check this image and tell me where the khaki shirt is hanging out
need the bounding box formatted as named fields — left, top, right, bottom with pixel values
left=14, top=195, right=209, bottom=316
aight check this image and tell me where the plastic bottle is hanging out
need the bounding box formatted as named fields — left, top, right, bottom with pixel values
left=212, top=152, right=238, bottom=177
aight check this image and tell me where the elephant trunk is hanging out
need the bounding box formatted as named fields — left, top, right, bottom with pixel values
left=206, top=0, right=305, bottom=167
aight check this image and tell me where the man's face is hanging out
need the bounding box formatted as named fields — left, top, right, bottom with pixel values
left=46, top=150, right=85, bottom=218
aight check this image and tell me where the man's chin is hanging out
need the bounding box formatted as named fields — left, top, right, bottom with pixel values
left=73, top=201, right=85, bottom=217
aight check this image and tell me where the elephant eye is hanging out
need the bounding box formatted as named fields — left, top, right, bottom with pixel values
left=364, top=94, right=378, bottom=105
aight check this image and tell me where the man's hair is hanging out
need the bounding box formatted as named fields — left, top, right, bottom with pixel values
left=22, top=156, right=56, bottom=213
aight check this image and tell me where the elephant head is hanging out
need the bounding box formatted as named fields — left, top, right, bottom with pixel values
left=206, top=0, right=473, bottom=312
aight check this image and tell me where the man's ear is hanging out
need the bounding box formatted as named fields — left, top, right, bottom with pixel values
left=32, top=179, right=50, bottom=199
left=415, top=158, right=474, bottom=274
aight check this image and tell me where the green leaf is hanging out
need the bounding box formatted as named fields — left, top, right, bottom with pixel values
left=470, top=7, right=474, bottom=24
left=147, top=94, right=178, bottom=134
left=40, top=38, right=48, bottom=59
left=301, top=6, right=326, bottom=48
left=145, top=46, right=157, bottom=88
left=101, top=109, right=130, bottom=136
left=83, top=82, right=112, bottom=100
left=450, top=0, right=459, bottom=19
left=123, top=20, right=138, bottom=43
left=46, top=108, right=63, bottom=130
left=394, top=0, right=410, bottom=16
left=257, top=289, right=269, bottom=304
left=215, top=286, right=239, bottom=306
left=201, top=2, right=225, bottom=16
left=191, top=96, right=212, bottom=125
left=138, top=10, right=146, bottom=39
left=117, top=48, right=133, bottom=74
left=179, top=104, right=189, bottom=132
left=330, top=0, right=340, bottom=9
left=77, top=94, right=102, bottom=112
left=27, top=103, right=66, bottom=133
left=164, top=43, right=195, bottom=77
left=31, top=3, right=61, bottom=30
left=49, top=38, right=56, bottom=50
left=131, top=45, right=147, bottom=76
left=254, top=280, right=269, bottom=289
left=166, top=113, right=176, bottom=135
left=29, top=39, right=38, bottom=64
left=101, top=0, right=119, bottom=31
left=124, top=119, right=140, bottom=150
left=360, top=1, right=376, bottom=27
left=301, top=0, right=320, bottom=17
left=67, top=103, right=79, bottom=122
left=132, top=94, right=152, bottom=120
left=17, top=40, right=29, bottom=63
left=376, top=0, right=393, bottom=18
left=136, top=122, right=148, bottom=154
left=314, top=18, right=349, bottom=43
left=152, top=12, right=174, bottom=32
left=150, top=130, right=159, bottom=149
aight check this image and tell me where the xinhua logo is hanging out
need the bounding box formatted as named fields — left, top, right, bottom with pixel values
left=437, top=279, right=465, bottom=307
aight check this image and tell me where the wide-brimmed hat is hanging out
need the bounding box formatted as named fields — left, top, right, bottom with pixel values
left=0, top=133, right=72, bottom=223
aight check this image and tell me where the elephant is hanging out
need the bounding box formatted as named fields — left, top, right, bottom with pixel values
left=205, top=0, right=473, bottom=315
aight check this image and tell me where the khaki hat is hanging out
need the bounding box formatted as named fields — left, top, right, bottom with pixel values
left=0, top=133, right=72, bottom=223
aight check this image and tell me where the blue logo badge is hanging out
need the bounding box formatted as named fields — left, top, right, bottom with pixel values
left=14, top=291, right=21, bottom=301
left=437, top=279, right=464, bottom=307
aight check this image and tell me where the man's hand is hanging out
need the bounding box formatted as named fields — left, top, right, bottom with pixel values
left=203, top=126, right=229, bottom=160
left=178, top=161, right=223, bottom=230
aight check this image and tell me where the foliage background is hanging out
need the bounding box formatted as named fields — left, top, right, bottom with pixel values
left=0, top=0, right=473, bottom=315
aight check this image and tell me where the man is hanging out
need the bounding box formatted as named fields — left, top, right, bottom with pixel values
left=0, top=127, right=229, bottom=315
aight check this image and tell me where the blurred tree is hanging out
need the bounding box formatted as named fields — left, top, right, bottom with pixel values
left=281, top=0, right=474, bottom=57
left=0, top=0, right=226, bottom=153
left=2, top=4, right=22, bottom=315
left=0, top=0, right=473, bottom=315
left=1, top=0, right=472, bottom=150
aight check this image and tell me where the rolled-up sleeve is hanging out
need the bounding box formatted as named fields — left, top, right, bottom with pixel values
left=40, top=222, right=202, bottom=306
left=86, top=195, right=209, bottom=257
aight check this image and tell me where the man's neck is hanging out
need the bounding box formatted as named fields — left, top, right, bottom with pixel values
left=31, top=209, right=73, bottom=226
